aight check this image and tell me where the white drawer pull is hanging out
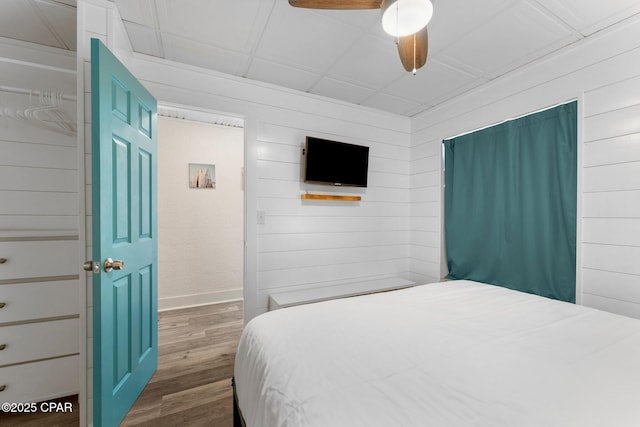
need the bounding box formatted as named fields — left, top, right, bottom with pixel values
left=0, top=258, right=7, bottom=264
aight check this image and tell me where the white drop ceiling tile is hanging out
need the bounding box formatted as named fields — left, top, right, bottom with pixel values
left=161, top=33, right=249, bottom=77
left=427, top=0, right=519, bottom=54
left=383, top=60, right=480, bottom=105
left=35, top=0, right=77, bottom=50
left=3, top=0, right=639, bottom=119
left=437, top=1, right=577, bottom=78
left=534, top=0, right=640, bottom=35
left=113, top=0, right=156, bottom=27
left=312, top=8, right=380, bottom=30
left=247, top=58, right=320, bottom=93
left=0, top=0, right=64, bottom=49
left=311, top=78, right=376, bottom=105
left=403, top=103, right=434, bottom=117
left=367, top=23, right=395, bottom=41
left=156, top=0, right=264, bottom=54
left=255, top=1, right=363, bottom=72
left=326, top=34, right=408, bottom=89
left=124, top=22, right=163, bottom=58
left=428, top=73, right=488, bottom=106
left=361, top=92, right=422, bottom=116
left=432, top=53, right=486, bottom=79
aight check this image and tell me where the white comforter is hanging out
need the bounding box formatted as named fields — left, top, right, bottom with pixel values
left=234, top=280, right=640, bottom=426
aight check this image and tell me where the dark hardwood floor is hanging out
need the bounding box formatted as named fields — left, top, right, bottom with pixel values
left=1, top=300, right=243, bottom=427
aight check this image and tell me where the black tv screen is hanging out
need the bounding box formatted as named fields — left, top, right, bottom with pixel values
left=304, top=137, right=369, bottom=187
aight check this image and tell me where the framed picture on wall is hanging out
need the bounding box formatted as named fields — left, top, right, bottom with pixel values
left=189, top=163, right=216, bottom=189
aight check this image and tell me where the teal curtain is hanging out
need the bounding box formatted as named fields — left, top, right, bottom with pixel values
left=443, top=102, right=577, bottom=302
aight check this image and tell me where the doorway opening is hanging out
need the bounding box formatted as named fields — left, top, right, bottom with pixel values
left=156, top=105, right=245, bottom=312
left=117, top=105, right=246, bottom=424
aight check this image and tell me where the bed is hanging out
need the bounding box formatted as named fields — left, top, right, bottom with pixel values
left=233, top=280, right=640, bottom=426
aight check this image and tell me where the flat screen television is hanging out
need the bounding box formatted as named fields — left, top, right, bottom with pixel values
left=304, top=136, right=369, bottom=187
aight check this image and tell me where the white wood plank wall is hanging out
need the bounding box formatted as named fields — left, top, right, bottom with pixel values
left=0, top=90, right=77, bottom=230
left=0, top=37, right=77, bottom=230
left=256, top=122, right=411, bottom=311
left=409, top=15, right=640, bottom=318
left=409, top=132, right=442, bottom=284
left=582, top=70, right=640, bottom=318
left=0, top=37, right=79, bottom=406
left=126, top=45, right=412, bottom=318
left=0, top=41, right=78, bottom=232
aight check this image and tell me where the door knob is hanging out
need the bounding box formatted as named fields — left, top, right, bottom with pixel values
left=83, top=261, right=100, bottom=274
left=104, top=258, right=124, bottom=273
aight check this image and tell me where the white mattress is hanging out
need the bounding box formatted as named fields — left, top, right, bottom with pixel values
left=234, top=280, right=640, bottom=426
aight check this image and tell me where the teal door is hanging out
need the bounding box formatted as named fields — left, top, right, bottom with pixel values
left=91, top=38, right=158, bottom=427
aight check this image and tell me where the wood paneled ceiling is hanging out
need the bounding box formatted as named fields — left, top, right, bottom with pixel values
left=2, top=0, right=640, bottom=116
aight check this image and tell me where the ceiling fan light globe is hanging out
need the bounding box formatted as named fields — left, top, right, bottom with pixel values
left=381, top=0, right=433, bottom=37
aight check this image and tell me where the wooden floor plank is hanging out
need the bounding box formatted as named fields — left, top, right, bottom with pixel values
left=2, top=300, right=243, bottom=427
left=123, top=300, right=243, bottom=426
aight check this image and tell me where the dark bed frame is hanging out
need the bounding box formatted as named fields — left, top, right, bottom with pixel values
left=232, top=377, right=246, bottom=427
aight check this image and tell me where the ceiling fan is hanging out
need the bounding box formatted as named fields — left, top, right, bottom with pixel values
left=288, top=0, right=432, bottom=73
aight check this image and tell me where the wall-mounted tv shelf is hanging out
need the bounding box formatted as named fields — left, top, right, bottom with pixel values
left=301, top=193, right=361, bottom=202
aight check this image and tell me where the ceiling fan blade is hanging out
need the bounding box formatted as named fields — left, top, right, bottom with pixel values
left=288, top=0, right=381, bottom=9
left=397, top=27, right=428, bottom=72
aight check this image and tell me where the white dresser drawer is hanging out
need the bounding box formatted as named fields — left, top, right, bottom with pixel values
left=0, top=319, right=79, bottom=366
left=0, top=355, right=79, bottom=402
left=0, top=239, right=78, bottom=281
left=0, top=280, right=78, bottom=324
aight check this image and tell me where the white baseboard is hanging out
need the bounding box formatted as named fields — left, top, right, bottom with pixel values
left=158, top=288, right=243, bottom=311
